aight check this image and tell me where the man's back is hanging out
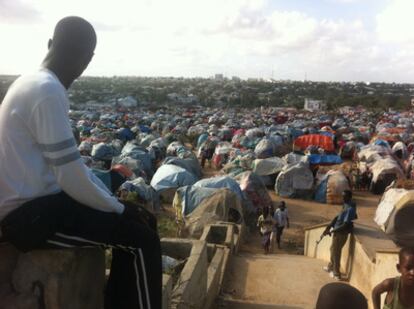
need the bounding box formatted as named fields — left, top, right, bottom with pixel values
left=0, top=70, right=68, bottom=221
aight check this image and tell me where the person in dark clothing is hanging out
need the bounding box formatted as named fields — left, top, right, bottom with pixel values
left=316, top=282, right=367, bottom=309
left=323, top=190, right=357, bottom=280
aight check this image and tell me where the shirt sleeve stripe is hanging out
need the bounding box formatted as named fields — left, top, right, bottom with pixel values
left=39, top=138, right=77, bottom=152
left=45, top=151, right=81, bottom=166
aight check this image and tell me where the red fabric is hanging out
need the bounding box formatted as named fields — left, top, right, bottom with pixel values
left=293, top=134, right=334, bottom=152
left=111, top=164, right=134, bottom=178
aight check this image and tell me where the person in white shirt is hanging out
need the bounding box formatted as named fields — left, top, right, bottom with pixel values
left=0, top=16, right=161, bottom=309
left=273, top=201, right=290, bottom=249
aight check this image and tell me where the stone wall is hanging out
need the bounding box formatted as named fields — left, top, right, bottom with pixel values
left=0, top=244, right=105, bottom=309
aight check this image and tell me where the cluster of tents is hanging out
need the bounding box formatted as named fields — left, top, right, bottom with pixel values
left=70, top=105, right=414, bottom=244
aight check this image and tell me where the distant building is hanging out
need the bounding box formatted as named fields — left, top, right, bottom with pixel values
left=232, top=76, right=241, bottom=82
left=304, top=98, right=326, bottom=112
left=215, top=74, right=224, bottom=81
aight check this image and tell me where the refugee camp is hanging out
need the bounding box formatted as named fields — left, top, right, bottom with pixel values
left=1, top=1, right=414, bottom=309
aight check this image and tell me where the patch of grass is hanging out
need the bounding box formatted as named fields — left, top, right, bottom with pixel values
left=157, top=213, right=178, bottom=238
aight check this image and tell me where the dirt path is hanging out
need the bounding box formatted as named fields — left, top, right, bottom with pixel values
left=213, top=162, right=381, bottom=306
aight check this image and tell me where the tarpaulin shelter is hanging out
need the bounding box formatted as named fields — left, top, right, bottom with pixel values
left=375, top=189, right=414, bottom=246
left=194, top=176, right=243, bottom=201
left=370, top=157, right=405, bottom=195
left=293, top=134, right=334, bottom=152
left=176, top=188, right=243, bottom=238
left=119, top=177, right=161, bottom=212
left=150, top=164, right=198, bottom=193
left=314, top=170, right=351, bottom=204
left=252, top=157, right=285, bottom=176
left=275, top=162, right=314, bottom=198
left=162, top=156, right=203, bottom=179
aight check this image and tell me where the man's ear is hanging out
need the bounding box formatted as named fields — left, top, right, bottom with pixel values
left=47, top=39, right=52, bottom=49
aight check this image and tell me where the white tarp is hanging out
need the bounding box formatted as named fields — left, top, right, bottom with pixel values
left=275, top=162, right=314, bottom=198
left=374, top=188, right=409, bottom=229
left=252, top=157, right=286, bottom=176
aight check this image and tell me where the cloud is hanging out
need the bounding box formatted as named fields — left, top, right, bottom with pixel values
left=0, top=0, right=41, bottom=23
left=377, top=0, right=414, bottom=43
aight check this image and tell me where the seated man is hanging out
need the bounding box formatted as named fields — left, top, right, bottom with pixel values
left=0, top=16, right=161, bottom=309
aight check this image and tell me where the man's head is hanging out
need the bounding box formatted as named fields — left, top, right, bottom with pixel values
left=43, top=16, right=96, bottom=87
left=315, top=283, right=367, bottom=309
left=342, top=190, right=352, bottom=203
left=279, top=201, right=286, bottom=210
left=397, top=247, right=414, bottom=286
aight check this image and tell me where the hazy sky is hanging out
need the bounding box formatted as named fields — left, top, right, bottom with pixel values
left=1, top=0, right=414, bottom=82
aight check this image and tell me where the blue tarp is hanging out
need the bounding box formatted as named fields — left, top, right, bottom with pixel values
left=177, top=186, right=217, bottom=215
left=314, top=177, right=328, bottom=203
left=308, top=154, right=342, bottom=165
left=150, top=164, right=198, bottom=192
left=194, top=176, right=243, bottom=200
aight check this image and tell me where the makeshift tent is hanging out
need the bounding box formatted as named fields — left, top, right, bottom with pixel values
left=150, top=164, right=198, bottom=192
left=293, top=134, right=334, bottom=152
left=120, top=142, right=153, bottom=177
left=252, top=157, right=285, bottom=176
left=358, top=145, right=390, bottom=163
left=275, top=162, right=314, bottom=198
left=236, top=171, right=273, bottom=227
left=254, top=138, right=278, bottom=159
left=314, top=170, right=351, bottom=204
left=194, top=176, right=243, bottom=201
left=283, top=152, right=306, bottom=165
left=375, top=189, right=414, bottom=247
left=177, top=188, right=243, bottom=238
left=370, top=157, right=405, bottom=195
left=162, top=156, right=203, bottom=179
left=119, top=177, right=161, bottom=212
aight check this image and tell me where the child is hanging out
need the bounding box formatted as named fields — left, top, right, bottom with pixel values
left=316, top=282, right=367, bottom=309
left=273, top=201, right=290, bottom=249
left=257, top=206, right=276, bottom=254
left=372, top=247, right=414, bottom=309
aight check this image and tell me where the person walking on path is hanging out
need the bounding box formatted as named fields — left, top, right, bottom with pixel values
left=273, top=201, right=289, bottom=249
left=0, top=16, right=161, bottom=309
left=323, top=190, right=357, bottom=280
left=257, top=206, right=276, bottom=254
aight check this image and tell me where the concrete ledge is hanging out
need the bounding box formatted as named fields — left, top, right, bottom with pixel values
left=162, top=274, right=173, bottom=309
left=161, top=238, right=208, bottom=309
left=304, top=223, right=400, bottom=308
left=200, top=223, right=234, bottom=252
left=204, top=245, right=225, bottom=309
left=0, top=243, right=105, bottom=309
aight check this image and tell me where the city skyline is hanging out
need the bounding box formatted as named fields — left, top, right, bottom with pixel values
left=1, top=0, right=414, bottom=83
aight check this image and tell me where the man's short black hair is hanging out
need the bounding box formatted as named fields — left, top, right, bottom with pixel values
left=316, top=283, right=367, bottom=309
left=51, top=16, right=96, bottom=56
left=399, top=247, right=414, bottom=263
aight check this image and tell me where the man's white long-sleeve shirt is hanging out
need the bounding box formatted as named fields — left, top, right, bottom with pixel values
left=0, top=69, right=124, bottom=223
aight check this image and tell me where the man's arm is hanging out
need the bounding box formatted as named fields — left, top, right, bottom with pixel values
left=372, top=278, right=394, bottom=309
left=30, top=94, right=124, bottom=214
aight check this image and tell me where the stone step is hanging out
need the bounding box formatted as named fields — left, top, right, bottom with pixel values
left=221, top=253, right=335, bottom=308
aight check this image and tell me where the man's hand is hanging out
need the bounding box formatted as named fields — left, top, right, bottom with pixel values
left=121, top=200, right=157, bottom=231
left=323, top=227, right=331, bottom=236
